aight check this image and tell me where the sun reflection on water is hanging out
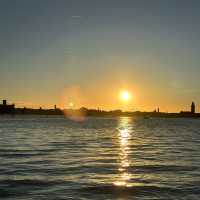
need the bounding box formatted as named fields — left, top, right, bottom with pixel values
left=114, top=117, right=132, bottom=187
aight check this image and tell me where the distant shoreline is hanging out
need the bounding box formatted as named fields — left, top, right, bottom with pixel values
left=1, top=100, right=199, bottom=118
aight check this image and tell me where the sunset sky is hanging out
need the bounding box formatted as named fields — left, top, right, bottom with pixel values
left=1, top=0, right=200, bottom=112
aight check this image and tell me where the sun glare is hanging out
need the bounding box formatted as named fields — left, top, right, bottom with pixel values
left=120, top=90, right=131, bottom=102
left=69, top=102, right=74, bottom=107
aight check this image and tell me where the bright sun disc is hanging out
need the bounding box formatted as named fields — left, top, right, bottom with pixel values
left=120, top=90, right=131, bottom=101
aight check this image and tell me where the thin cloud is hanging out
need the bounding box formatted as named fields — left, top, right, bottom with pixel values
left=71, top=15, right=82, bottom=18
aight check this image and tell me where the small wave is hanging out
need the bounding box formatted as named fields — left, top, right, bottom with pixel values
left=0, top=153, right=48, bottom=158
left=130, top=164, right=199, bottom=173
left=0, top=179, right=62, bottom=187
left=0, top=179, right=76, bottom=198
left=0, top=189, right=14, bottom=198
left=0, top=179, right=59, bottom=198
left=79, top=184, right=179, bottom=196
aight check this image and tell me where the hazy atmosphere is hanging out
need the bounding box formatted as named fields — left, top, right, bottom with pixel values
left=1, top=0, right=200, bottom=111
left=1, top=1, right=200, bottom=200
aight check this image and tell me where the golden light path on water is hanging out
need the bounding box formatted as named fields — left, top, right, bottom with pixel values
left=114, top=117, right=132, bottom=187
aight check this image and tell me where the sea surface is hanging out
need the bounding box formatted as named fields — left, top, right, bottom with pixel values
left=0, top=116, right=200, bottom=200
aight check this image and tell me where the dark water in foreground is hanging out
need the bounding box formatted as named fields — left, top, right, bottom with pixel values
left=0, top=116, right=200, bottom=200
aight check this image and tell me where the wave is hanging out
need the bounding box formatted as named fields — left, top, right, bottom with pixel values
left=0, top=149, right=58, bottom=158
left=79, top=184, right=180, bottom=196
left=129, top=164, right=199, bottom=173
left=0, top=179, right=62, bottom=187
left=0, top=179, right=57, bottom=198
left=78, top=184, right=200, bottom=197
left=0, top=179, right=76, bottom=197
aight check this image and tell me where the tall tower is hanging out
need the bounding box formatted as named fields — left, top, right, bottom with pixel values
left=3, top=100, right=7, bottom=105
left=191, top=102, right=195, bottom=114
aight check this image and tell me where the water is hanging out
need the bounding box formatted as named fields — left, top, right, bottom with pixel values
left=0, top=116, right=200, bottom=200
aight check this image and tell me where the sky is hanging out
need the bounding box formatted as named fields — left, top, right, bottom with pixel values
left=1, top=0, right=200, bottom=112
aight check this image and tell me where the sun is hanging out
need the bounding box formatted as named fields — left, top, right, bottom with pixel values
left=69, top=102, right=74, bottom=107
left=120, top=90, right=131, bottom=102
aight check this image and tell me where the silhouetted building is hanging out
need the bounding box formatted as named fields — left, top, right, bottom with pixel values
left=191, top=102, right=195, bottom=114
left=0, top=100, right=15, bottom=114
left=180, top=102, right=197, bottom=116
left=3, top=100, right=6, bottom=106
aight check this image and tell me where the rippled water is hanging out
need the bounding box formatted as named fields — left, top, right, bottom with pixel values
left=0, top=116, right=200, bottom=199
